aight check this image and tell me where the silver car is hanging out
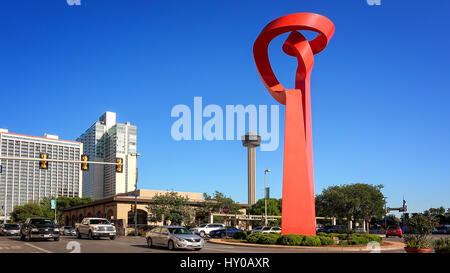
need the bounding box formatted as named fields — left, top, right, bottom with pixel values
left=146, top=226, right=204, bottom=251
left=0, top=224, right=20, bottom=236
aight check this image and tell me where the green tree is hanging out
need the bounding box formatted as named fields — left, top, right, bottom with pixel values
left=247, top=198, right=282, bottom=227
left=315, top=183, right=385, bottom=229
left=147, top=191, right=193, bottom=225
left=10, top=202, right=53, bottom=223
left=194, top=191, right=243, bottom=224
left=11, top=197, right=94, bottom=225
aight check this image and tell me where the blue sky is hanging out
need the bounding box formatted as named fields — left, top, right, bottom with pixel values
left=0, top=0, right=449, bottom=214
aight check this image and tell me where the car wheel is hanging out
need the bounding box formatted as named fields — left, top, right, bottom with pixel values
left=194, top=248, right=202, bottom=251
left=147, top=237, right=153, bottom=248
left=168, top=240, right=175, bottom=250
left=220, top=233, right=225, bottom=238
left=199, top=231, right=205, bottom=238
left=88, top=231, right=93, bottom=240
left=110, top=235, right=116, bottom=240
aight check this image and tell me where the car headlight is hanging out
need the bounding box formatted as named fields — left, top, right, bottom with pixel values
left=54, top=228, right=59, bottom=232
left=31, top=228, right=38, bottom=232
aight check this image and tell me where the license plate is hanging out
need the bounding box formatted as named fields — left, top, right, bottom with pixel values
left=43, top=234, right=50, bottom=238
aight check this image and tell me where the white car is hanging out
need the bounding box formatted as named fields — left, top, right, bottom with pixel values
left=190, top=223, right=225, bottom=237
left=257, top=226, right=281, bottom=234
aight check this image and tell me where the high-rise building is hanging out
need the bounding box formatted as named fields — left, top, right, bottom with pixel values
left=77, top=112, right=137, bottom=199
left=0, top=129, right=83, bottom=217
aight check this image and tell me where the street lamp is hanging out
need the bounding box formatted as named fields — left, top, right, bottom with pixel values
left=383, top=197, right=388, bottom=232
left=264, top=169, right=271, bottom=226
left=130, top=153, right=140, bottom=236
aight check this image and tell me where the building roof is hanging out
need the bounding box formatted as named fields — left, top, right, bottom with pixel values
left=0, top=132, right=81, bottom=144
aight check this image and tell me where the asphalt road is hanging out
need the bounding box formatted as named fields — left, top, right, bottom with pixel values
left=4, top=234, right=445, bottom=253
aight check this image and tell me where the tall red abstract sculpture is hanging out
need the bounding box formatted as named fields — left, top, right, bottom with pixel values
left=253, top=13, right=335, bottom=235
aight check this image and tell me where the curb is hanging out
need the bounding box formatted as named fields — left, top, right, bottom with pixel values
left=208, top=239, right=405, bottom=252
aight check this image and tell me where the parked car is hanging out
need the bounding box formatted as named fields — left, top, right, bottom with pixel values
left=355, top=228, right=367, bottom=233
left=146, top=226, right=204, bottom=251
left=209, top=226, right=243, bottom=238
left=255, top=226, right=281, bottom=234
left=386, top=225, right=403, bottom=238
left=433, top=226, right=449, bottom=234
left=20, top=218, right=60, bottom=241
left=317, top=225, right=334, bottom=233
left=75, top=218, right=116, bottom=240
left=0, top=223, right=20, bottom=236
left=62, top=226, right=76, bottom=236
left=190, top=223, right=225, bottom=237
left=248, top=226, right=263, bottom=234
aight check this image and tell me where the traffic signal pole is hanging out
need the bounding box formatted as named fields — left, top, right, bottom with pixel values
left=0, top=156, right=123, bottom=166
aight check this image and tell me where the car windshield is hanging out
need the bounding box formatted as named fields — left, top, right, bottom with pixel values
left=30, top=219, right=54, bottom=226
left=262, top=227, right=271, bottom=230
left=168, top=227, right=193, bottom=235
left=64, top=226, right=73, bottom=229
left=388, top=226, right=399, bottom=229
left=4, top=224, right=19, bottom=229
left=90, top=219, right=110, bottom=225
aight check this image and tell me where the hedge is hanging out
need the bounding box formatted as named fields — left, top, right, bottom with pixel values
left=243, top=232, right=382, bottom=246
left=232, top=231, right=247, bottom=240
left=277, top=234, right=304, bottom=245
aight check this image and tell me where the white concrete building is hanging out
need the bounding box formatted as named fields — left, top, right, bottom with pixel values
left=77, top=112, right=137, bottom=199
left=0, top=129, right=83, bottom=218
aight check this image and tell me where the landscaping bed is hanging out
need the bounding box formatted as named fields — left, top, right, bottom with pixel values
left=231, top=231, right=383, bottom=247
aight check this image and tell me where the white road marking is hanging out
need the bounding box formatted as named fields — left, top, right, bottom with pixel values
left=24, top=243, right=53, bottom=253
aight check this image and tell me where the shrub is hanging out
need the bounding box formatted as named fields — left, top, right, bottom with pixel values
left=246, top=233, right=281, bottom=244
left=258, top=233, right=281, bottom=244
left=433, top=238, right=450, bottom=252
left=339, top=240, right=349, bottom=246
left=318, top=236, right=335, bottom=246
left=316, top=232, right=328, bottom=237
left=277, top=234, right=304, bottom=246
left=246, top=233, right=264, bottom=243
left=302, top=235, right=321, bottom=246
left=232, top=231, right=247, bottom=240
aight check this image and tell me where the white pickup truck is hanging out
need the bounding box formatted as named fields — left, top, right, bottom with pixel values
left=75, top=218, right=116, bottom=240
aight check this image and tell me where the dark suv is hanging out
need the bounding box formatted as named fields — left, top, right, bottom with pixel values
left=20, top=218, right=60, bottom=241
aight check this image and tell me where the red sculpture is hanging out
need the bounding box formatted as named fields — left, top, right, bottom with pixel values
left=253, top=13, right=335, bottom=235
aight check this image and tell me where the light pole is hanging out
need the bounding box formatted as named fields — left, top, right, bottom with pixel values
left=264, top=169, right=270, bottom=226
left=383, top=197, right=387, bottom=232
left=130, top=153, right=140, bottom=236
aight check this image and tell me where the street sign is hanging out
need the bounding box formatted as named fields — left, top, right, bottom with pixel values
left=265, top=187, right=270, bottom=199
left=51, top=200, right=56, bottom=210
left=222, top=204, right=230, bottom=214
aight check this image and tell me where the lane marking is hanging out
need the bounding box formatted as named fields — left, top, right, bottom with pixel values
left=24, top=243, right=53, bottom=253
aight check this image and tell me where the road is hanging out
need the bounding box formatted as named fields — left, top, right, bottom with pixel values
left=4, top=235, right=449, bottom=253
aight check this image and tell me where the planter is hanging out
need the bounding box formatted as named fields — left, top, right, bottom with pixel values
left=404, top=247, right=432, bottom=253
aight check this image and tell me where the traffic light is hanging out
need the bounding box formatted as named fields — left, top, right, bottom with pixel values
left=115, top=158, right=123, bottom=173
left=39, top=153, right=49, bottom=170
left=81, top=154, right=89, bottom=171
left=131, top=204, right=136, bottom=213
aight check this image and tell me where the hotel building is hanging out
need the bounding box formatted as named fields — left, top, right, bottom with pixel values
left=0, top=129, right=83, bottom=218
